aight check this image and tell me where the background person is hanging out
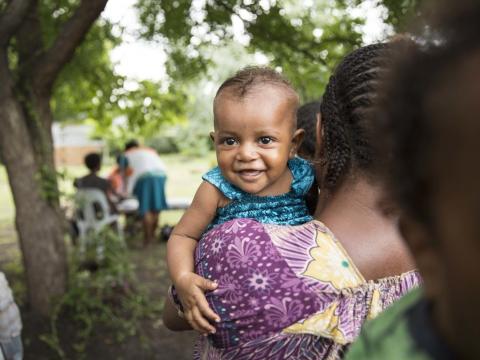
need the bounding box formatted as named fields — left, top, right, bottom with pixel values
left=122, top=140, right=168, bottom=246
left=297, top=100, right=322, bottom=213
left=107, top=154, right=131, bottom=200
left=345, top=1, right=480, bottom=359
left=296, top=100, right=321, bottom=161
left=0, top=272, right=23, bottom=360
left=74, top=152, right=117, bottom=213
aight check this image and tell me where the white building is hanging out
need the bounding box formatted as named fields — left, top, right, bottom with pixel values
left=52, top=123, right=105, bottom=166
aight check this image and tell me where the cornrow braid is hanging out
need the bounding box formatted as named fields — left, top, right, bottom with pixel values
left=319, top=42, right=396, bottom=190
left=320, top=75, right=351, bottom=189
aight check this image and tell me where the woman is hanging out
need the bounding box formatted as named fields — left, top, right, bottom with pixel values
left=164, top=42, right=419, bottom=359
left=346, top=1, right=480, bottom=358
left=122, top=140, right=168, bottom=246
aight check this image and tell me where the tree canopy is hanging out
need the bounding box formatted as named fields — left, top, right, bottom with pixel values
left=125, top=0, right=423, bottom=153
left=12, top=0, right=424, bottom=144
left=136, top=0, right=364, bottom=102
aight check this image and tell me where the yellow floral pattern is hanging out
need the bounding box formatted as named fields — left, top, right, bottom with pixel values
left=302, top=228, right=365, bottom=288
left=269, top=221, right=420, bottom=344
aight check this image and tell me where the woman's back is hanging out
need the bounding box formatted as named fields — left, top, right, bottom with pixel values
left=318, top=179, right=415, bottom=281
left=164, top=40, right=420, bottom=359
left=188, top=218, right=419, bottom=359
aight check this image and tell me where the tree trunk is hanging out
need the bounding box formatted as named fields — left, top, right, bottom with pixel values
left=0, top=0, right=108, bottom=315
left=0, top=69, right=67, bottom=316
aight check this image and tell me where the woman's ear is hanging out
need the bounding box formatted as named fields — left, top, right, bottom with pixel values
left=290, top=129, right=304, bottom=158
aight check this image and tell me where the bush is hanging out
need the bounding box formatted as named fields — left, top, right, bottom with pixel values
left=145, top=136, right=179, bottom=154
left=174, top=126, right=214, bottom=157
left=41, top=229, right=162, bottom=359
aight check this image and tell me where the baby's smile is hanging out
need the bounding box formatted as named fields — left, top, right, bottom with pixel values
left=236, top=169, right=264, bottom=182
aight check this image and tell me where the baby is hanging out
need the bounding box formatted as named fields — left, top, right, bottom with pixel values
left=167, top=66, right=315, bottom=334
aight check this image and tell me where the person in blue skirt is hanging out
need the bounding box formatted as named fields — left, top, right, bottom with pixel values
left=122, top=140, right=168, bottom=246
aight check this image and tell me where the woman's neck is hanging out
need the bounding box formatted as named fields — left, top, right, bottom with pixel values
left=316, top=176, right=393, bottom=225
left=315, top=176, right=415, bottom=280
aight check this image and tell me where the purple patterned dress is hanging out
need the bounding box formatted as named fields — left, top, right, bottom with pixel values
left=175, top=218, right=420, bottom=360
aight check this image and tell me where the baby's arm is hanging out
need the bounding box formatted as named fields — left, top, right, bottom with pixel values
left=167, top=181, right=223, bottom=333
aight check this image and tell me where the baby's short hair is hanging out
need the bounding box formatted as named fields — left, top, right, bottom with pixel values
left=214, top=66, right=299, bottom=127
left=216, top=66, right=296, bottom=98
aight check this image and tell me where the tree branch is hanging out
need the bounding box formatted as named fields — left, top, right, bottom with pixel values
left=0, top=48, right=13, bottom=99
left=33, top=0, right=108, bottom=92
left=0, top=0, right=33, bottom=46
left=16, top=0, right=43, bottom=77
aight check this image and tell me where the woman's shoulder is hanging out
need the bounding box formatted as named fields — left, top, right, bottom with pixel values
left=342, top=228, right=417, bottom=282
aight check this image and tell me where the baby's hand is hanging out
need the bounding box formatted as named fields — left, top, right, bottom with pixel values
left=175, top=272, right=220, bottom=334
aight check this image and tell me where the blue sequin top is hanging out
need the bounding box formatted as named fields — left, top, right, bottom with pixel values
left=203, top=157, right=314, bottom=230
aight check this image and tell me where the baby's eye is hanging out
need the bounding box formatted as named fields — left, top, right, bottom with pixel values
left=259, top=136, right=274, bottom=145
left=222, top=137, right=237, bottom=146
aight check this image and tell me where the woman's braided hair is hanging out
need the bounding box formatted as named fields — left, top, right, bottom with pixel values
left=319, top=43, right=396, bottom=190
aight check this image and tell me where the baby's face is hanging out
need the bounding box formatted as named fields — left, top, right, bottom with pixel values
left=211, top=85, right=301, bottom=196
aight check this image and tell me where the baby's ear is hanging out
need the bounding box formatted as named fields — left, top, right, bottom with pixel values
left=290, top=129, right=304, bottom=158
left=209, top=132, right=216, bottom=142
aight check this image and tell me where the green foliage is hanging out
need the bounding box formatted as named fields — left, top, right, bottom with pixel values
left=51, top=21, right=122, bottom=124
left=378, top=0, right=424, bottom=31
left=130, top=0, right=422, bottom=156
left=9, top=0, right=187, bottom=141
left=41, top=229, right=162, bottom=359
left=137, top=0, right=364, bottom=101
left=5, top=0, right=423, bottom=151
left=92, top=80, right=188, bottom=150
left=35, top=166, right=69, bottom=204
left=145, top=135, right=179, bottom=154
left=174, top=125, right=214, bottom=157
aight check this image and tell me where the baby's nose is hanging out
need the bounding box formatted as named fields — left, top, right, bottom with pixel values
left=236, top=143, right=259, bottom=161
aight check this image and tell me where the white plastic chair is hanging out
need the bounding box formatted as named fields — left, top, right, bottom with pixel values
left=74, top=189, right=122, bottom=254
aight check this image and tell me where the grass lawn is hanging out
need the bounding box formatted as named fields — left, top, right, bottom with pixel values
left=0, top=165, right=15, bottom=237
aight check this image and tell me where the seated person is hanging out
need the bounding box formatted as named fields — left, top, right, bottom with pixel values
left=107, top=155, right=131, bottom=200
left=74, top=152, right=117, bottom=213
